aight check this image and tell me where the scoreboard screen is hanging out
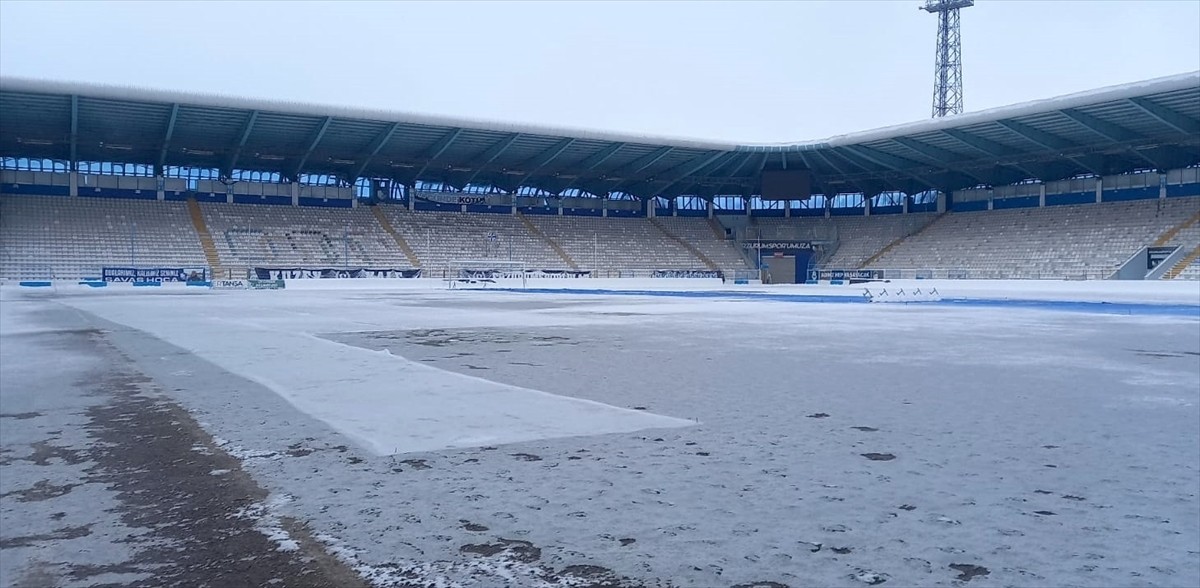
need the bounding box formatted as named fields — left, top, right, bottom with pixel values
left=759, top=169, right=812, bottom=201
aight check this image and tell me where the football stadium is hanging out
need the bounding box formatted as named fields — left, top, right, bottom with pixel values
left=1, top=4, right=1198, bottom=588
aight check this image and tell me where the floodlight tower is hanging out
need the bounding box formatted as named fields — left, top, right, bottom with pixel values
left=922, top=0, right=973, bottom=118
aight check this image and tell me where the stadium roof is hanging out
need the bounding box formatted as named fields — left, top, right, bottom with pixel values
left=1, top=72, right=1197, bottom=199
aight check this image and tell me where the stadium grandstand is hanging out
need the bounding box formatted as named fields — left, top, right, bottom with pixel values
left=1, top=72, right=1198, bottom=284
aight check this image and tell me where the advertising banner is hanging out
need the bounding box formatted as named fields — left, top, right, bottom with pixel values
left=248, top=279, right=286, bottom=290
left=252, top=268, right=423, bottom=280
left=810, top=269, right=882, bottom=281
left=211, top=279, right=249, bottom=290
left=460, top=268, right=592, bottom=279
left=651, top=270, right=724, bottom=279
left=743, top=241, right=813, bottom=250
left=103, top=267, right=207, bottom=283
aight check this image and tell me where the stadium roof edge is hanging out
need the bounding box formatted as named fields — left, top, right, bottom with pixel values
left=0, top=76, right=739, bottom=151
left=748, top=71, right=1200, bottom=151
left=2, top=71, right=1195, bottom=151
left=2, top=72, right=1197, bottom=197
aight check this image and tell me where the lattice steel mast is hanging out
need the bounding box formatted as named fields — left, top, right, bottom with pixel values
left=922, top=0, right=973, bottom=118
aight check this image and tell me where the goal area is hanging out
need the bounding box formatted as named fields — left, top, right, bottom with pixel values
left=445, top=259, right=528, bottom=289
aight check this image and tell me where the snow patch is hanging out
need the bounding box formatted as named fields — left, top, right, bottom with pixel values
left=234, top=494, right=301, bottom=553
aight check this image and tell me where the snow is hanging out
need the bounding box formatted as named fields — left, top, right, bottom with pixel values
left=0, top=296, right=157, bottom=587
left=50, top=290, right=692, bottom=456
left=233, top=494, right=301, bottom=553
left=16, top=276, right=1199, bottom=305
left=4, top=279, right=1198, bottom=587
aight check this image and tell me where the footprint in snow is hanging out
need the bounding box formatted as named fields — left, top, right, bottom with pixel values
left=949, top=564, right=990, bottom=582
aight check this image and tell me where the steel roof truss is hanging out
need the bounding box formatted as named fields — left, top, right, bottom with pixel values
left=1058, top=108, right=1137, bottom=142
left=837, top=146, right=939, bottom=191
left=939, top=128, right=1043, bottom=179
left=888, top=137, right=989, bottom=186
left=290, top=116, right=333, bottom=179
left=793, top=151, right=832, bottom=197
left=507, top=138, right=576, bottom=191
left=223, top=110, right=259, bottom=177
left=939, top=128, right=1021, bottom=157
left=823, top=148, right=873, bottom=174
left=156, top=103, right=179, bottom=172
left=809, top=149, right=868, bottom=194
left=730, top=152, right=763, bottom=178
left=460, top=133, right=521, bottom=187
left=994, top=119, right=1075, bottom=152
left=1126, top=97, right=1200, bottom=135
left=711, top=151, right=755, bottom=178
left=1058, top=109, right=1161, bottom=170
left=577, top=142, right=624, bottom=170
left=410, top=128, right=464, bottom=184
left=651, top=151, right=737, bottom=198
left=624, top=146, right=674, bottom=175
left=350, top=122, right=400, bottom=181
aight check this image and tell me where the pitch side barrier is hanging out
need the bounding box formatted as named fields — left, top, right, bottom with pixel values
left=808, top=269, right=885, bottom=285
left=253, top=267, right=421, bottom=280
left=211, top=278, right=285, bottom=290
left=809, top=268, right=1115, bottom=283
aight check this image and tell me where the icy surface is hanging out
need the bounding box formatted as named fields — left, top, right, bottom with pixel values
left=6, top=280, right=1197, bottom=587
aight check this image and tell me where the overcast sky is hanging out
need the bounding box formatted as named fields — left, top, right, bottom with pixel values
left=1, top=0, right=1197, bottom=143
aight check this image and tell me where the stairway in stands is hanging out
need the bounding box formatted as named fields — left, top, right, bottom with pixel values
left=370, top=205, right=422, bottom=267
left=1152, top=210, right=1200, bottom=246
left=859, top=212, right=948, bottom=269
left=650, top=218, right=719, bottom=271
left=186, top=198, right=224, bottom=278
left=1163, top=245, right=1200, bottom=279
left=707, top=218, right=727, bottom=242
left=516, top=211, right=579, bottom=270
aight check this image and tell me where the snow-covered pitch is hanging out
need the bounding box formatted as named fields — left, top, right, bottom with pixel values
left=2, top=278, right=1198, bottom=587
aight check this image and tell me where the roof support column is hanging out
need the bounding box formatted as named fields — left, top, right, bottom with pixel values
left=156, top=104, right=180, bottom=177
left=68, top=95, right=78, bottom=196
left=224, top=111, right=258, bottom=179
left=291, top=116, right=333, bottom=180
left=69, top=95, right=78, bottom=173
